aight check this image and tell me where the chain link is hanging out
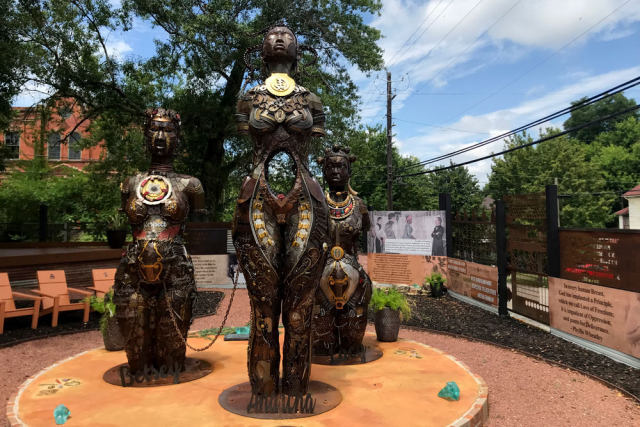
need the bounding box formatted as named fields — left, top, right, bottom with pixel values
left=164, top=267, right=240, bottom=352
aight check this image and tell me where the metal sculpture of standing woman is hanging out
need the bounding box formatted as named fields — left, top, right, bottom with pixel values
left=113, top=108, right=205, bottom=373
left=313, top=145, right=372, bottom=356
left=233, top=24, right=328, bottom=396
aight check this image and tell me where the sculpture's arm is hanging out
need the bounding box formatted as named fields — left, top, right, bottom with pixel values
left=308, top=92, right=326, bottom=138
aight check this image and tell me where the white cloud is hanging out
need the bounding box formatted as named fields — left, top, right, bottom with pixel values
left=12, top=81, right=54, bottom=107
left=105, top=35, right=133, bottom=59
left=396, top=65, right=640, bottom=182
left=357, top=0, right=640, bottom=100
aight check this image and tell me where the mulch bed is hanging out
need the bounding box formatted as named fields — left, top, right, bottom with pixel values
left=0, top=290, right=224, bottom=348
left=370, top=293, right=640, bottom=399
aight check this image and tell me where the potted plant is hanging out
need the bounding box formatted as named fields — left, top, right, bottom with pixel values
left=106, top=212, right=127, bottom=249
left=425, top=272, right=446, bottom=298
left=89, top=289, right=124, bottom=351
left=370, top=287, right=411, bottom=342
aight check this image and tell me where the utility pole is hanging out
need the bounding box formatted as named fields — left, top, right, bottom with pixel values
left=386, top=71, right=393, bottom=210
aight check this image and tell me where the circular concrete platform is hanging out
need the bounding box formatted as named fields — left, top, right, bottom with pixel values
left=7, top=333, right=489, bottom=427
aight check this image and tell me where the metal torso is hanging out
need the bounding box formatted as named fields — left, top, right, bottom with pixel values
left=123, top=172, right=195, bottom=283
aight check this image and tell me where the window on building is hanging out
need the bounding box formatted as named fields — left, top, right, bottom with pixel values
left=58, top=106, right=72, bottom=120
left=48, top=133, right=61, bottom=160
left=68, top=132, right=82, bottom=160
left=3, top=132, right=20, bottom=159
left=623, top=216, right=630, bottom=229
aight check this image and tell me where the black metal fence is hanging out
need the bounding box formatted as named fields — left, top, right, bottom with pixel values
left=0, top=222, right=110, bottom=243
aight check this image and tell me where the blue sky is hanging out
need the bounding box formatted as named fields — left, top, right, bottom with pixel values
left=14, top=0, right=640, bottom=182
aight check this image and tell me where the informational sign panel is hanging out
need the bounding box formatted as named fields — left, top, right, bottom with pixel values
left=549, top=277, right=640, bottom=358
left=446, top=258, right=498, bottom=307
left=184, top=223, right=230, bottom=255
left=191, top=254, right=246, bottom=287
left=368, top=211, right=447, bottom=256
left=559, top=230, right=640, bottom=293
left=367, top=253, right=447, bottom=286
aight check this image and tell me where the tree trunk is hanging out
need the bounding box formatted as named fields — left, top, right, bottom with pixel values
left=201, top=59, right=246, bottom=220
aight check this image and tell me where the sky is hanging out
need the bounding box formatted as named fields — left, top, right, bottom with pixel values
left=13, top=0, right=640, bottom=185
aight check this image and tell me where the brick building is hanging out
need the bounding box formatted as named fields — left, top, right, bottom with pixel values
left=1, top=103, right=104, bottom=171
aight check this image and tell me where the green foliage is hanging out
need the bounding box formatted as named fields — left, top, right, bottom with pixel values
left=564, top=93, right=639, bottom=144
left=424, top=272, right=446, bottom=298
left=87, top=289, right=116, bottom=337
left=7, top=0, right=385, bottom=221
left=346, top=125, right=483, bottom=212
left=369, top=287, right=411, bottom=321
left=106, top=211, right=127, bottom=230
left=486, top=129, right=615, bottom=228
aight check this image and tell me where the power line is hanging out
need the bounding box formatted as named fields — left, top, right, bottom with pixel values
left=404, top=0, right=485, bottom=77
left=437, top=0, right=632, bottom=126
left=411, top=0, right=522, bottom=95
left=395, top=102, right=640, bottom=178
left=392, top=117, right=491, bottom=135
left=395, top=75, right=640, bottom=172
left=386, top=0, right=449, bottom=70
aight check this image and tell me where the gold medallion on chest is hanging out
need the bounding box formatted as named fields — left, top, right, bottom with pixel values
left=265, top=73, right=296, bottom=97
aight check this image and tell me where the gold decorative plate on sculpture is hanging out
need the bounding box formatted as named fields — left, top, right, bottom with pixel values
left=265, top=73, right=296, bottom=97
left=137, top=175, right=173, bottom=205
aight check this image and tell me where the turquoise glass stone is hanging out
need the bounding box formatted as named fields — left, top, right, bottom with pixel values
left=235, top=326, right=250, bottom=334
left=54, top=404, right=70, bottom=425
left=437, top=381, right=460, bottom=401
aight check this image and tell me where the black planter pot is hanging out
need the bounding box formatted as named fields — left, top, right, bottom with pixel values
left=103, top=316, right=124, bottom=351
left=430, top=282, right=445, bottom=298
left=374, top=308, right=401, bottom=342
left=106, top=229, right=127, bottom=249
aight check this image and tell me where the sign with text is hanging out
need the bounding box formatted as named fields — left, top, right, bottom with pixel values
left=559, top=230, right=640, bottom=293
left=367, top=253, right=447, bottom=286
left=368, top=211, right=447, bottom=256
left=549, top=277, right=640, bottom=358
left=191, top=254, right=246, bottom=287
left=446, top=258, right=498, bottom=307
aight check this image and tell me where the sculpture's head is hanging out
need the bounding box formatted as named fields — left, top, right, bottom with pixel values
left=262, top=25, right=298, bottom=73
left=243, top=22, right=318, bottom=81
left=144, top=108, right=181, bottom=158
left=318, top=145, right=357, bottom=189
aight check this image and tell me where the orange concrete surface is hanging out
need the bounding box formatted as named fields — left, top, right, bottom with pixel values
left=15, top=333, right=487, bottom=427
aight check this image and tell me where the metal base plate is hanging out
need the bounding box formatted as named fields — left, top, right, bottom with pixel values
left=103, top=357, right=213, bottom=387
left=218, top=380, right=342, bottom=419
left=312, top=346, right=384, bottom=365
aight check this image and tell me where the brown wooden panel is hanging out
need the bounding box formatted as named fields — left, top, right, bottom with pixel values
left=559, top=229, right=640, bottom=293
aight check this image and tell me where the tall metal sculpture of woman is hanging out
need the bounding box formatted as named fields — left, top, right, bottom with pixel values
left=313, top=145, right=372, bottom=358
left=113, top=108, right=205, bottom=373
left=233, top=24, right=328, bottom=396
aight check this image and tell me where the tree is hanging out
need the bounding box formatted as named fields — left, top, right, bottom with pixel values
left=10, top=0, right=385, bottom=220
left=486, top=129, right=615, bottom=228
left=342, top=126, right=483, bottom=213
left=563, top=93, right=639, bottom=144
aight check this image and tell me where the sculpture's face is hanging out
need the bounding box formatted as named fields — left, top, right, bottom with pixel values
left=145, top=116, right=179, bottom=158
left=263, top=27, right=297, bottom=64
left=324, top=156, right=350, bottom=188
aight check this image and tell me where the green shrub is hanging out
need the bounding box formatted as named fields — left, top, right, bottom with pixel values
left=87, top=289, right=116, bottom=337
left=424, top=272, right=446, bottom=297
left=369, top=287, right=411, bottom=320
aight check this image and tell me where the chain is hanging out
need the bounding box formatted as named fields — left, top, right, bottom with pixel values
left=164, top=267, right=240, bottom=352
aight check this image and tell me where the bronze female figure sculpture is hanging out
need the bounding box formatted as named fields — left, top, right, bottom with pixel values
left=233, top=24, right=328, bottom=396
left=113, top=108, right=205, bottom=373
left=313, top=145, right=372, bottom=357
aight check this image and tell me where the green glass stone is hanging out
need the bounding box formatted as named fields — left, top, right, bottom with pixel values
left=235, top=326, right=250, bottom=334
left=54, top=404, right=70, bottom=425
left=437, top=381, right=460, bottom=401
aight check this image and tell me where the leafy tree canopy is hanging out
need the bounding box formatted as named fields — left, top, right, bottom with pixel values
left=486, top=129, right=615, bottom=228
left=563, top=93, right=639, bottom=144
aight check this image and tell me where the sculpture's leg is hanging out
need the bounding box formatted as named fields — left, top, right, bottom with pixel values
left=233, top=195, right=282, bottom=396
left=312, top=291, right=338, bottom=356
left=281, top=191, right=328, bottom=395
left=338, top=269, right=372, bottom=351
left=114, top=255, right=154, bottom=372
left=155, top=272, right=196, bottom=371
